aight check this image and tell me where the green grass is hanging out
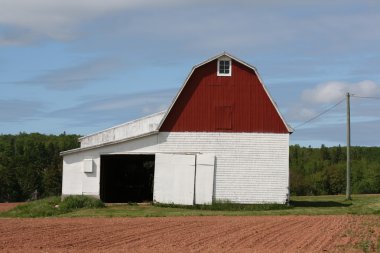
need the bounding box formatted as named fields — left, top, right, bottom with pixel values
left=0, top=196, right=104, bottom=218
left=59, top=195, right=105, bottom=210
left=1, top=194, right=379, bottom=218
left=63, top=194, right=380, bottom=218
left=155, top=200, right=291, bottom=211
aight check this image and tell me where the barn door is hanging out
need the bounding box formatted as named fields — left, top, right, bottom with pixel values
left=153, top=153, right=196, bottom=205
left=195, top=154, right=215, bottom=204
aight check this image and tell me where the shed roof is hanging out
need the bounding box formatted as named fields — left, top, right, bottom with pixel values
left=78, top=111, right=165, bottom=148
left=60, top=111, right=165, bottom=155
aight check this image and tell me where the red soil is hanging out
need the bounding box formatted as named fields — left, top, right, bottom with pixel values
left=0, top=203, right=23, bottom=212
left=0, top=215, right=379, bottom=252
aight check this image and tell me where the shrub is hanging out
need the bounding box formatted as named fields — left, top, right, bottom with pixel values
left=60, top=196, right=105, bottom=211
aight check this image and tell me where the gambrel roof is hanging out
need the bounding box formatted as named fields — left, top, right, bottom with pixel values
left=61, top=52, right=292, bottom=155
left=158, top=52, right=293, bottom=133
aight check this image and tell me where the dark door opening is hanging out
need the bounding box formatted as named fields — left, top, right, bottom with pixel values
left=100, top=154, right=155, bottom=203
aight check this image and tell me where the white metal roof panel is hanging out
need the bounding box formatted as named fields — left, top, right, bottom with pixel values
left=79, top=111, right=165, bottom=148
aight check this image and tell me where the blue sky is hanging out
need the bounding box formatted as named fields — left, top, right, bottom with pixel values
left=1, top=0, right=380, bottom=147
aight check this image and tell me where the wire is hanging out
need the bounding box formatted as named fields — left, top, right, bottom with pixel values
left=351, top=95, right=380, bottom=100
left=293, top=98, right=345, bottom=130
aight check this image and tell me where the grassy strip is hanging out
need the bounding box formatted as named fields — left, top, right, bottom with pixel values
left=0, top=196, right=104, bottom=218
left=154, top=201, right=292, bottom=211
left=65, top=194, right=380, bottom=217
left=1, top=194, right=379, bottom=218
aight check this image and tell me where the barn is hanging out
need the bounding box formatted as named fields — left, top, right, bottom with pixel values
left=61, top=52, right=293, bottom=205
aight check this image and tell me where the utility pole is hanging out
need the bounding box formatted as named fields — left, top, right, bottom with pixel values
left=346, top=92, right=351, bottom=200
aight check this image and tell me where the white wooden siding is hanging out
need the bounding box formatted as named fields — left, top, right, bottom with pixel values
left=62, top=160, right=83, bottom=195
left=154, top=153, right=196, bottom=205
left=62, top=134, right=158, bottom=196
left=158, top=132, right=289, bottom=204
left=62, top=132, right=289, bottom=204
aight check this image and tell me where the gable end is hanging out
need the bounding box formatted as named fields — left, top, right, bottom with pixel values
left=159, top=53, right=292, bottom=133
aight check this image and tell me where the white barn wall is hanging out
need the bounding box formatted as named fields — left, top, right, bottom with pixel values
left=62, top=134, right=159, bottom=197
left=62, top=132, right=289, bottom=204
left=158, top=132, right=289, bottom=204
left=62, top=158, right=83, bottom=195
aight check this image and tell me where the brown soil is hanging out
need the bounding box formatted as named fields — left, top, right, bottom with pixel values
left=0, top=203, right=23, bottom=212
left=0, top=215, right=379, bottom=253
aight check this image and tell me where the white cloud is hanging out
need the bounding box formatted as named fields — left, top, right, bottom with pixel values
left=286, top=80, right=380, bottom=128
left=1, top=0, right=379, bottom=51
left=12, top=58, right=122, bottom=90
left=49, top=88, right=177, bottom=126
left=0, top=0, right=184, bottom=43
left=351, top=80, right=380, bottom=96
left=286, top=106, right=317, bottom=121
left=302, top=80, right=380, bottom=104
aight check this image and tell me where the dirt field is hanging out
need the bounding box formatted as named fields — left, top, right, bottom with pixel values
left=0, top=215, right=379, bottom=252
left=0, top=203, right=23, bottom=212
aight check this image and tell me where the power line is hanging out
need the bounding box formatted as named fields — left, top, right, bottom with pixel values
left=293, top=98, right=345, bottom=130
left=351, top=95, right=380, bottom=100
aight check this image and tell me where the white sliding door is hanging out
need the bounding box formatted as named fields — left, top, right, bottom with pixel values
left=154, top=153, right=195, bottom=205
left=195, top=154, right=215, bottom=204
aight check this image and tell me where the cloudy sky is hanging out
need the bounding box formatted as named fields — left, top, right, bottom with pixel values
left=1, top=0, right=379, bottom=147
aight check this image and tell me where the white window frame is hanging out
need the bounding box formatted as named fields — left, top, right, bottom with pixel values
left=217, top=57, right=232, bottom=76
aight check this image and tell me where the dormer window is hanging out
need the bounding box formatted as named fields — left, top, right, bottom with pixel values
left=217, top=58, right=231, bottom=76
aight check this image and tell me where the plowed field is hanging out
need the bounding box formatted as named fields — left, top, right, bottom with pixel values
left=0, top=203, right=23, bottom=212
left=0, top=215, right=379, bottom=252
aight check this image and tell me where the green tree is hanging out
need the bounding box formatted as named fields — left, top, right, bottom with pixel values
left=0, top=133, right=79, bottom=201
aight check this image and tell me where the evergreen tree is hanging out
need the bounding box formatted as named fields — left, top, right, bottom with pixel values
left=0, top=133, right=79, bottom=201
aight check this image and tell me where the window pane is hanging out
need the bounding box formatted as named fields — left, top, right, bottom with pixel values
left=218, top=60, right=231, bottom=75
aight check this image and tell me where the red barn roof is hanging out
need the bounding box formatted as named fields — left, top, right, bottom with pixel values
left=159, top=52, right=292, bottom=134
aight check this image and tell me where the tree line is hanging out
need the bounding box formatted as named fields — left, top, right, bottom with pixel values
left=0, top=133, right=379, bottom=202
left=0, top=133, right=79, bottom=202
left=290, top=144, right=380, bottom=195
